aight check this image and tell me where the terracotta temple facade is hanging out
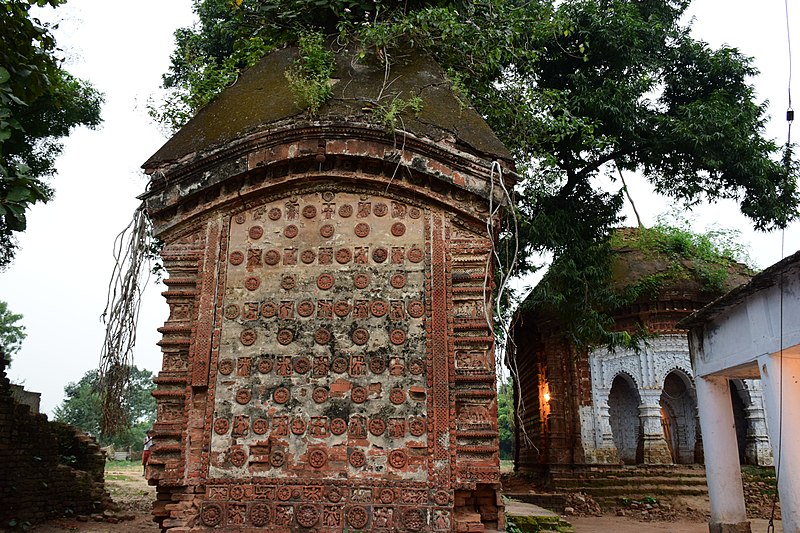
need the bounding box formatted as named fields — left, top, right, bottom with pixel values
left=140, top=45, right=514, bottom=532
left=509, top=230, right=772, bottom=473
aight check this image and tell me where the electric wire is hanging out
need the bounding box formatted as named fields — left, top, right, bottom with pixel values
left=768, top=2, right=793, bottom=529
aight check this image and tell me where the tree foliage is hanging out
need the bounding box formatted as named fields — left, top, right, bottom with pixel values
left=53, top=366, right=156, bottom=450
left=0, top=300, right=26, bottom=365
left=0, top=0, right=103, bottom=268
left=497, top=377, right=514, bottom=459
left=523, top=220, right=753, bottom=347
left=155, top=0, right=799, bottom=346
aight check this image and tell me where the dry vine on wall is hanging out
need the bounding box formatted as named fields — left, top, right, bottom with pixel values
left=99, top=205, right=154, bottom=435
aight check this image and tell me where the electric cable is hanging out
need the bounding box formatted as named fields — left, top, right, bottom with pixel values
left=767, top=2, right=793, bottom=530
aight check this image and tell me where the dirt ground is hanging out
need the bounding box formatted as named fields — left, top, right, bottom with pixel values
left=27, top=462, right=783, bottom=533
left=29, top=462, right=159, bottom=533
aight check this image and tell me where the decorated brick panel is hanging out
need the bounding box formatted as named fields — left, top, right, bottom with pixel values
left=203, top=190, right=442, bottom=531
left=449, top=223, right=501, bottom=488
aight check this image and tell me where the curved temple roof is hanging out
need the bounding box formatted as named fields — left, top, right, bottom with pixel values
left=143, top=45, right=513, bottom=171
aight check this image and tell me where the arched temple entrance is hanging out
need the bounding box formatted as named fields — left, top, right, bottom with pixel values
left=659, top=370, right=697, bottom=464
left=608, top=374, right=640, bottom=464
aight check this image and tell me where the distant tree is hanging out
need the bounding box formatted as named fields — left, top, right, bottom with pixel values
left=53, top=366, right=156, bottom=450
left=0, top=0, right=103, bottom=268
left=497, top=377, right=514, bottom=460
left=0, top=300, right=26, bottom=365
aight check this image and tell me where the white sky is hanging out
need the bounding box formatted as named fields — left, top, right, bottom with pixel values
left=2, top=0, right=799, bottom=415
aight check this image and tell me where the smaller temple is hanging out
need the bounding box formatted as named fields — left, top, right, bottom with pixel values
left=509, top=228, right=772, bottom=475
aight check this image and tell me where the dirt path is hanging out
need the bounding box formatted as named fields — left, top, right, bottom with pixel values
left=30, top=463, right=158, bottom=533
left=569, top=517, right=782, bottom=533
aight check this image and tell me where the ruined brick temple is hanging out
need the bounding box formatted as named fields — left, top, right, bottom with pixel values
left=140, top=46, right=514, bottom=531
left=509, top=229, right=771, bottom=475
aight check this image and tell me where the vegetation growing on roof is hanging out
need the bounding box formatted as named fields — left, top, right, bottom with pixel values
left=523, top=220, right=753, bottom=350
left=370, top=94, right=424, bottom=132
left=284, top=30, right=336, bottom=115
left=613, top=221, right=754, bottom=297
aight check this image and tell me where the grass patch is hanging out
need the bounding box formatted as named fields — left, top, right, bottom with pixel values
left=106, top=459, right=139, bottom=469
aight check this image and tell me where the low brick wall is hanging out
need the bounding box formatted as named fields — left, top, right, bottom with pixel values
left=0, top=361, right=108, bottom=526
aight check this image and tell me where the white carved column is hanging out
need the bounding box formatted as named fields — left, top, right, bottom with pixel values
left=742, top=381, right=773, bottom=466
left=696, top=375, right=750, bottom=533
left=639, top=390, right=672, bottom=464
left=596, top=395, right=620, bottom=463
left=758, top=353, right=800, bottom=533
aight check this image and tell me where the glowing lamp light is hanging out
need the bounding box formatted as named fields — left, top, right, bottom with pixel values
left=543, top=391, right=551, bottom=402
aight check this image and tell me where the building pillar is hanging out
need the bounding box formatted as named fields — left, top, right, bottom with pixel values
left=694, top=407, right=704, bottom=464
left=743, top=391, right=773, bottom=466
left=598, top=397, right=621, bottom=460
left=758, top=352, right=800, bottom=533
left=695, top=376, right=750, bottom=533
left=639, top=391, right=672, bottom=464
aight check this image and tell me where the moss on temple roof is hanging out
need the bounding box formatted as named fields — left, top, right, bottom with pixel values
left=143, top=45, right=513, bottom=169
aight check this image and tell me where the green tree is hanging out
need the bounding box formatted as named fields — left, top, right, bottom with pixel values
left=53, top=366, right=156, bottom=450
left=0, top=300, right=26, bottom=365
left=154, top=0, right=798, bottom=345
left=0, top=0, right=103, bottom=268
left=497, top=377, right=514, bottom=460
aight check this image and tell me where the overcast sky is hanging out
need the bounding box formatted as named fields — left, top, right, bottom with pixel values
left=2, top=0, right=799, bottom=415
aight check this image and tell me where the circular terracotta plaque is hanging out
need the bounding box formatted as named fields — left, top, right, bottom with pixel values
left=335, top=248, right=352, bottom=264
left=373, top=202, right=388, bottom=216
left=284, top=224, right=299, bottom=238
left=248, top=225, right=263, bottom=240
left=388, top=449, right=407, bottom=468
left=314, top=328, right=331, bottom=345
left=213, top=418, right=229, bottom=435
left=319, top=224, right=335, bottom=238
left=264, top=249, right=281, bottom=265
left=276, top=329, right=294, bottom=345
left=349, top=450, right=366, bottom=469
left=351, top=386, right=368, bottom=404
left=317, top=273, right=334, bottom=290
left=330, top=418, right=347, bottom=435
left=240, top=329, right=257, bottom=346
left=273, top=387, right=290, bottom=404
left=312, top=387, right=329, bottom=403
left=244, top=276, right=260, bottom=291
left=351, top=328, right=369, bottom=345
left=297, top=300, right=314, bottom=317
left=261, top=301, right=277, bottom=318
left=354, top=222, right=370, bottom=238
left=369, top=418, right=386, bottom=436
left=389, top=388, right=406, bottom=405
left=354, top=273, right=370, bottom=289
left=300, top=249, right=316, bottom=264
left=257, top=358, right=273, bottom=374
left=407, top=300, right=425, bottom=318
left=229, top=251, right=244, bottom=265
left=372, top=247, right=388, bottom=263
left=390, top=329, right=407, bottom=345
